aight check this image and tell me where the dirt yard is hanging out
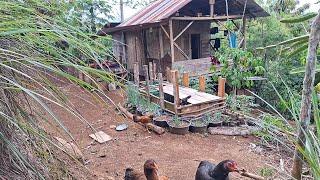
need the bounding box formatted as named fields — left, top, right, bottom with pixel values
left=46, top=81, right=280, bottom=180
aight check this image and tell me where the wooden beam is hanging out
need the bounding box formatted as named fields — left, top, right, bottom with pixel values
left=242, top=16, right=247, bottom=50
left=199, top=75, right=206, bottom=92
left=158, top=73, right=165, bottom=109
left=209, top=0, right=215, bottom=17
left=160, top=24, right=189, bottom=60
left=171, top=15, right=243, bottom=21
left=182, top=72, right=189, bottom=87
left=166, top=67, right=172, bottom=82
left=143, top=65, right=150, bottom=100
left=173, top=21, right=194, bottom=42
left=171, top=70, right=180, bottom=114
left=153, top=62, right=157, bottom=80
left=159, top=28, right=164, bottom=59
left=134, top=62, right=139, bottom=85
left=169, top=19, right=175, bottom=63
left=218, top=77, right=226, bottom=98
left=121, top=32, right=127, bottom=65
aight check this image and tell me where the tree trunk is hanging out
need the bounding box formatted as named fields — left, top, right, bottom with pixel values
left=291, top=10, right=320, bottom=180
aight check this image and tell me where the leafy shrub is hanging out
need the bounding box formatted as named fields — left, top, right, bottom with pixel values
left=212, top=47, right=265, bottom=89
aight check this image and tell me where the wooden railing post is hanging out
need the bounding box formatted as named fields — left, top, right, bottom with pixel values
left=182, top=72, right=189, bottom=87
left=158, top=73, right=165, bottom=109
left=218, top=77, right=226, bottom=98
left=199, top=75, right=206, bottom=92
left=153, top=62, right=157, bottom=80
left=143, top=65, right=150, bottom=100
left=166, top=67, right=172, bottom=82
left=171, top=70, right=180, bottom=114
left=149, top=62, right=154, bottom=84
left=134, top=62, right=139, bottom=85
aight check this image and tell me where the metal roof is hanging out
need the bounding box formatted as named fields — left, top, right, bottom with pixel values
left=99, top=0, right=269, bottom=34
left=119, top=0, right=192, bottom=27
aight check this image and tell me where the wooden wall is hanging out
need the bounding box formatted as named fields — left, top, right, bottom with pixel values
left=124, top=30, right=145, bottom=73
left=111, top=20, right=211, bottom=74
left=162, top=20, right=211, bottom=62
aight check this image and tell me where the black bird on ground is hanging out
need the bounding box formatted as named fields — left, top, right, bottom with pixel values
left=195, top=160, right=239, bottom=180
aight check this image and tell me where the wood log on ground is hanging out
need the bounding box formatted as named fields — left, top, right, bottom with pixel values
left=239, top=169, right=265, bottom=180
left=118, top=104, right=165, bottom=135
left=208, top=126, right=259, bottom=136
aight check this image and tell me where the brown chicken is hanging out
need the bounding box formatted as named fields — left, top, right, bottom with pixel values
left=133, top=114, right=153, bottom=124
left=124, top=159, right=169, bottom=180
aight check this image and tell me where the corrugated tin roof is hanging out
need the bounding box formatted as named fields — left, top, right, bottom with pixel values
left=119, top=0, right=192, bottom=27
left=98, top=0, right=269, bottom=34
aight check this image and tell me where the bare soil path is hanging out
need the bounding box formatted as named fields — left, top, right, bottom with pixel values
left=48, top=83, right=275, bottom=180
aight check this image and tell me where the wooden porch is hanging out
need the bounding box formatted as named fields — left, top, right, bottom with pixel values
left=134, top=62, right=226, bottom=118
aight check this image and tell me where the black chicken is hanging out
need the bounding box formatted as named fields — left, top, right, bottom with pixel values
left=195, top=160, right=238, bottom=180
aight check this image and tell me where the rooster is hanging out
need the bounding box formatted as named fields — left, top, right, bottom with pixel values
left=133, top=114, right=153, bottom=124
left=125, top=159, right=169, bottom=180
left=195, top=160, right=238, bottom=180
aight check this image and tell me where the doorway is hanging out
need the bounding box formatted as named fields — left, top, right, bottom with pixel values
left=191, top=34, right=200, bottom=59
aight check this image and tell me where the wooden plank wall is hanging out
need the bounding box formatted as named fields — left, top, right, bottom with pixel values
left=125, top=30, right=145, bottom=73
left=113, top=21, right=210, bottom=76
left=111, top=33, right=122, bottom=62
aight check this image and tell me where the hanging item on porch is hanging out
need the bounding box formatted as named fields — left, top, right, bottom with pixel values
left=210, top=27, right=219, bottom=34
left=229, top=32, right=237, bottom=48
left=214, top=38, right=221, bottom=50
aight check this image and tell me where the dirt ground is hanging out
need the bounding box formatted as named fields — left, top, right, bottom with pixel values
left=47, top=82, right=279, bottom=180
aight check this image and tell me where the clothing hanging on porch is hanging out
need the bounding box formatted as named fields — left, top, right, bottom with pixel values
left=229, top=32, right=237, bottom=48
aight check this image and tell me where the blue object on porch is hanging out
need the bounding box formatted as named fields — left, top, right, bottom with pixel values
left=229, top=32, right=237, bottom=48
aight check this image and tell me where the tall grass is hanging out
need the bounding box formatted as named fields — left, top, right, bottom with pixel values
left=0, top=0, right=120, bottom=178
left=251, top=82, right=320, bottom=179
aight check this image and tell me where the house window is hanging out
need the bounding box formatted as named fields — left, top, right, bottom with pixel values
left=191, top=34, right=201, bottom=59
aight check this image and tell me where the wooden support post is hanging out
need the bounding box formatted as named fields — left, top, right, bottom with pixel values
left=158, top=73, right=165, bottom=109
left=242, top=16, right=247, bottom=50
left=169, top=19, right=175, bottom=63
left=173, top=21, right=194, bottom=41
left=199, top=75, right=206, bottom=92
left=149, top=62, right=154, bottom=84
left=153, top=62, right=157, bottom=80
left=159, top=28, right=164, bottom=59
left=182, top=72, right=189, bottom=87
left=161, top=25, right=190, bottom=60
left=166, top=67, right=172, bottom=82
left=143, top=65, right=150, bottom=100
left=171, top=70, right=180, bottom=114
left=218, top=77, right=226, bottom=98
left=209, top=0, right=215, bottom=17
left=134, top=62, right=139, bottom=85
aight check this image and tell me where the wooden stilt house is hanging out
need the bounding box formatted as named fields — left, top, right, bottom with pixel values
left=98, top=0, right=269, bottom=77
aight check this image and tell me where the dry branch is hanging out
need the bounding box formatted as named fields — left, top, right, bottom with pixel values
left=239, top=169, right=265, bottom=180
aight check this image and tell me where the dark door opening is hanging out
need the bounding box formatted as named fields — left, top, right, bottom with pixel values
left=191, top=34, right=200, bottom=59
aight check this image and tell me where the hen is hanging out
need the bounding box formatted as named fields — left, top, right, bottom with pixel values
left=125, top=159, right=169, bottom=180
left=133, top=114, right=153, bottom=124
left=195, top=160, right=238, bottom=180
left=125, top=168, right=146, bottom=180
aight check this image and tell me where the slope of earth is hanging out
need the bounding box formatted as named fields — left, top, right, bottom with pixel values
left=46, top=82, right=280, bottom=180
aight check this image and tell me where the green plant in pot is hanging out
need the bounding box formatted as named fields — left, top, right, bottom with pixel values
left=206, top=112, right=224, bottom=127
left=190, top=117, right=208, bottom=133
left=167, top=116, right=190, bottom=135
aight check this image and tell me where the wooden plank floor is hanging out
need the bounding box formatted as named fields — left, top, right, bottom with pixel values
left=161, top=83, right=221, bottom=105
